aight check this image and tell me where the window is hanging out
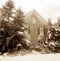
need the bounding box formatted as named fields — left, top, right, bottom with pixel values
left=44, top=28, right=45, bottom=35
left=28, top=26, right=30, bottom=34
left=40, top=28, right=44, bottom=35
left=38, top=27, right=40, bottom=35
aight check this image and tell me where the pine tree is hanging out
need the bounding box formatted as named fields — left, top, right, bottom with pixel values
left=1, top=0, right=15, bottom=22
left=0, top=0, right=28, bottom=53
left=0, top=0, right=15, bottom=38
left=14, top=9, right=24, bottom=31
left=13, top=9, right=28, bottom=49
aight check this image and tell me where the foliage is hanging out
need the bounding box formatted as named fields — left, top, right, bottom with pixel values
left=0, top=0, right=30, bottom=54
left=47, top=27, right=60, bottom=52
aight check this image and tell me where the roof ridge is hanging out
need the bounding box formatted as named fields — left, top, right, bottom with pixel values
left=24, top=9, right=47, bottom=25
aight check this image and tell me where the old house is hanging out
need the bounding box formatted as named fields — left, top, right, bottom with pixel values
left=24, top=10, right=48, bottom=44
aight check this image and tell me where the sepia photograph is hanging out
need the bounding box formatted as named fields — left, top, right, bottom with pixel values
left=0, top=0, right=60, bottom=61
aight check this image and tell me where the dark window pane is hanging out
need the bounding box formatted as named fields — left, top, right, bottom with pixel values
left=38, top=27, right=40, bottom=35
left=44, top=28, right=45, bottom=35
left=29, top=26, right=30, bottom=34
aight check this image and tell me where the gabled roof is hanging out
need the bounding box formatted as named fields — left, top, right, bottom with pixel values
left=24, top=9, right=47, bottom=26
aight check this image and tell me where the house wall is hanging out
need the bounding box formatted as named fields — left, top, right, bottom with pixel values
left=24, top=10, right=48, bottom=44
left=26, top=19, right=47, bottom=44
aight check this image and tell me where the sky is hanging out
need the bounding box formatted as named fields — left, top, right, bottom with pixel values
left=0, top=0, right=60, bottom=24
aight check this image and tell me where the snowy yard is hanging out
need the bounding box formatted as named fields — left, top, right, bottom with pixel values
left=0, top=51, right=60, bottom=61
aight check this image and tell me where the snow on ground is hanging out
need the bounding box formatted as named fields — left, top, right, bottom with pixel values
left=0, top=51, right=60, bottom=61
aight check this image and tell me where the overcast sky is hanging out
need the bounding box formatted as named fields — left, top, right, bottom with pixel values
left=0, top=0, right=60, bottom=24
